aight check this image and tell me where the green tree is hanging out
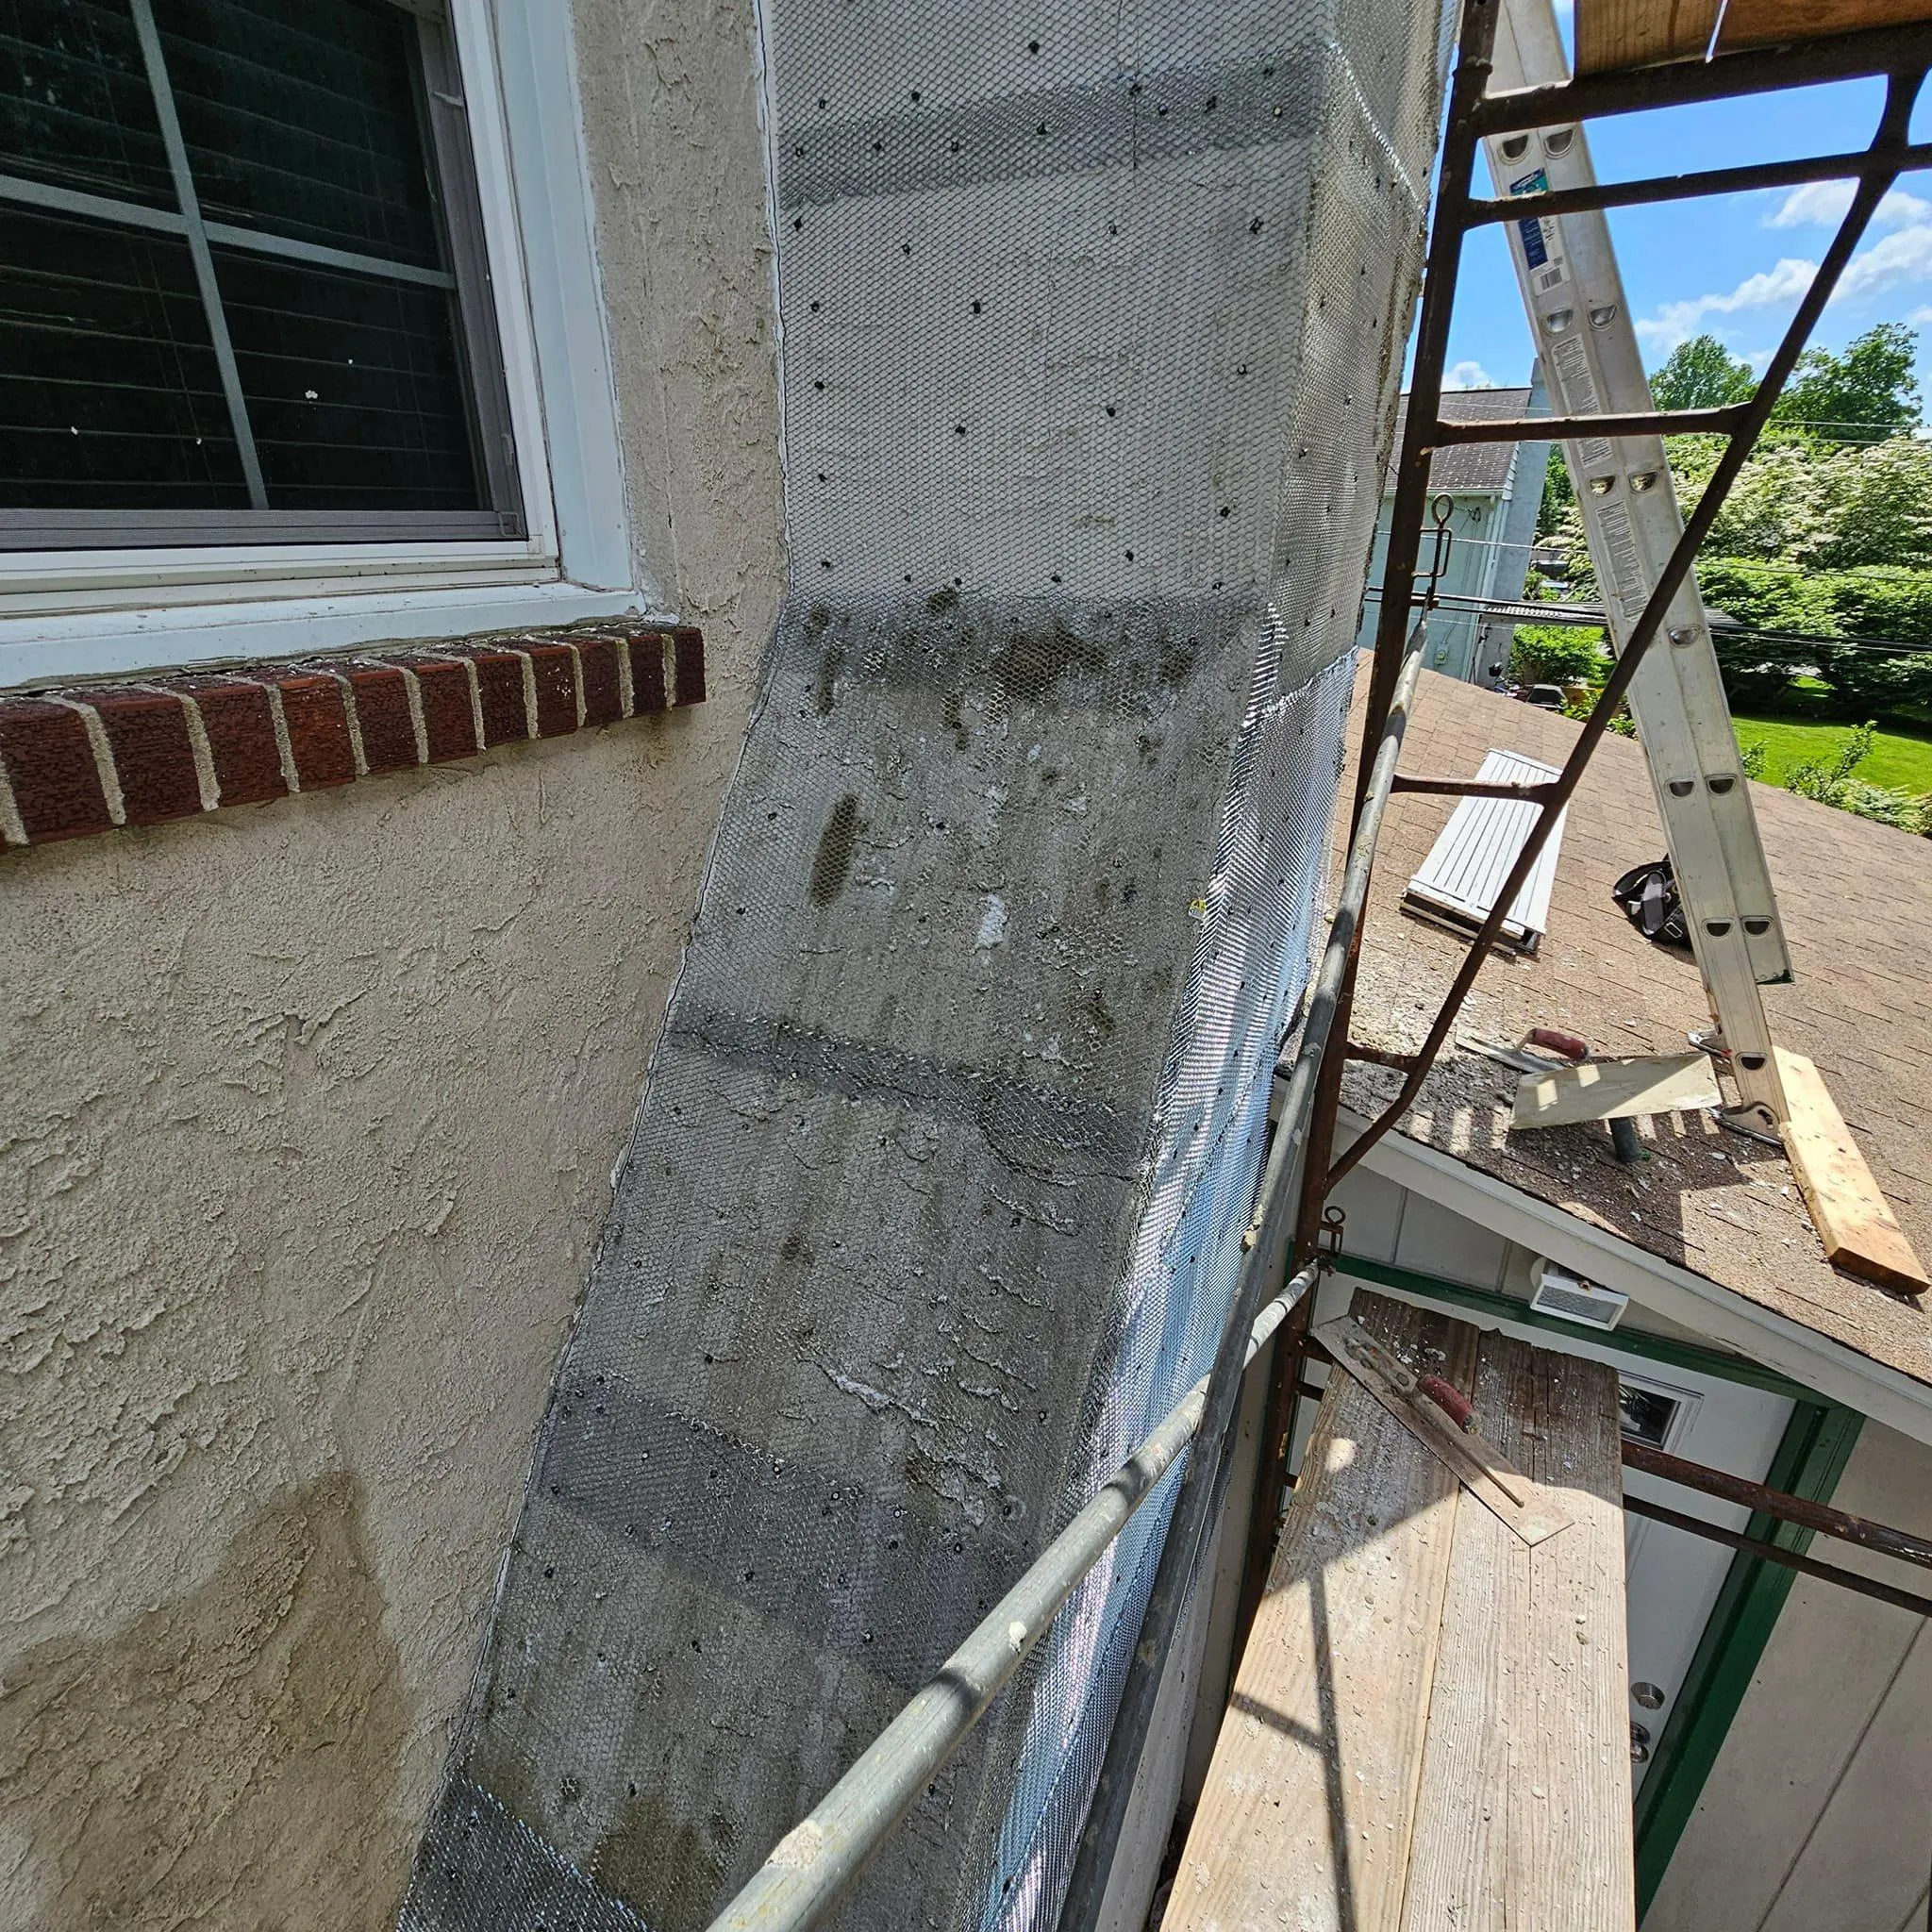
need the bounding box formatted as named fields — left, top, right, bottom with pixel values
left=1694, top=557, right=1836, bottom=706
left=1682, top=433, right=1932, bottom=571
left=1651, top=334, right=1757, bottom=411
left=1771, top=323, right=1921, bottom=443
left=1804, top=435, right=1932, bottom=570
left=1510, top=622, right=1606, bottom=686
left=1821, top=564, right=1932, bottom=648
left=1695, top=438, right=1829, bottom=559
left=1537, top=443, right=1573, bottom=538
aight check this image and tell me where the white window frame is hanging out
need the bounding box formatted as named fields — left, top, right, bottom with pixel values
left=0, top=0, right=661, bottom=691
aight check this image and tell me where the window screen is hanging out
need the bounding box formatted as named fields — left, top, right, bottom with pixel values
left=0, top=0, right=523, bottom=547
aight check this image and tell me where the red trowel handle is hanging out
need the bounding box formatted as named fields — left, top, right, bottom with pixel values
left=1527, top=1026, right=1590, bottom=1063
left=1419, top=1373, right=1477, bottom=1432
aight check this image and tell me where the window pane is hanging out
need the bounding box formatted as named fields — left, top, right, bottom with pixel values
left=0, top=204, right=247, bottom=508
left=155, top=0, right=443, bottom=269
left=0, top=0, right=175, bottom=208
left=216, top=247, right=480, bottom=510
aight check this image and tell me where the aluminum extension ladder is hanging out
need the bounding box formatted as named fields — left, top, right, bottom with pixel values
left=1487, top=0, right=1791, bottom=1128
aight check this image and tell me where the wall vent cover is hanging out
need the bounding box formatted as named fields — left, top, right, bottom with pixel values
left=1529, top=1257, right=1628, bottom=1330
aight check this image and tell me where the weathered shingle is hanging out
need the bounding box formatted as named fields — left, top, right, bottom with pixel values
left=1385, top=387, right=1541, bottom=496
left=1339, top=664, right=1932, bottom=1390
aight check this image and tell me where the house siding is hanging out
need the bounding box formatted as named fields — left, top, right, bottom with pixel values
left=1644, top=1419, right=1932, bottom=1932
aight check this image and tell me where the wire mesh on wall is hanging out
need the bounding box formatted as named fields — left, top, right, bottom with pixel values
left=400, top=2, right=1448, bottom=1927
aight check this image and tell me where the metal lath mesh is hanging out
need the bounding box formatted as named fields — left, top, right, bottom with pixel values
left=400, top=5, right=1446, bottom=1929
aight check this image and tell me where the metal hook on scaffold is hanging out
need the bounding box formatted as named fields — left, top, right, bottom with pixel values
left=1423, top=491, right=1456, bottom=610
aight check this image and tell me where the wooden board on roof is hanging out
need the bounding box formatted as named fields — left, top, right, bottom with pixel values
left=1574, top=0, right=1720, bottom=74
left=1717, top=0, right=1932, bottom=52
left=1165, top=1292, right=1633, bottom=1932
left=1777, top=1047, right=1930, bottom=1297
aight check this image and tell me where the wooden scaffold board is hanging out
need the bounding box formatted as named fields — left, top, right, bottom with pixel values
left=1164, top=1291, right=1634, bottom=1932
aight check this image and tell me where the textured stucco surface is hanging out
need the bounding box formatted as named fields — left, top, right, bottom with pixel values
left=400, top=0, right=1448, bottom=1925
left=0, top=0, right=782, bottom=1923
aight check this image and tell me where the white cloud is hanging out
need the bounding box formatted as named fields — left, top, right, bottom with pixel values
left=1638, top=182, right=1932, bottom=357
left=1444, top=358, right=1496, bottom=390
left=1769, top=180, right=1855, bottom=228
left=1766, top=181, right=1930, bottom=229
left=1635, top=258, right=1818, bottom=354
left=1836, top=220, right=1932, bottom=301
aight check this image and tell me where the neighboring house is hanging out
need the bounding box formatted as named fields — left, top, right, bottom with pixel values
left=1310, top=667, right=1932, bottom=1928
left=0, top=4, right=780, bottom=1922
left=1355, top=375, right=1554, bottom=685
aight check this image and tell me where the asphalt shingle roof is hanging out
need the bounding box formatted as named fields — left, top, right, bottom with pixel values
left=1337, top=664, right=1932, bottom=1391
left=1386, top=387, right=1540, bottom=497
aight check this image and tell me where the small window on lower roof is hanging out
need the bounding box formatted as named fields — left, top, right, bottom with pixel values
left=0, top=0, right=522, bottom=549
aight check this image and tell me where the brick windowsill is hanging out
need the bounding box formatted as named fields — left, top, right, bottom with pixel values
left=0, top=623, right=704, bottom=851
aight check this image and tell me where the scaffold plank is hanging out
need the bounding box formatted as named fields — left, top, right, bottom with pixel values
left=1163, top=1296, right=1474, bottom=1932
left=1574, top=0, right=1720, bottom=75
left=1399, top=1314, right=1633, bottom=1929
left=1166, top=1293, right=1632, bottom=1932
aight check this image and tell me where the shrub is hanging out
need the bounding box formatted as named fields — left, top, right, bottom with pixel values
left=1511, top=623, right=1607, bottom=687
left=1784, top=720, right=1932, bottom=834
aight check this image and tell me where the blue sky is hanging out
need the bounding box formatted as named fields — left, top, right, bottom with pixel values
left=1434, top=25, right=1932, bottom=401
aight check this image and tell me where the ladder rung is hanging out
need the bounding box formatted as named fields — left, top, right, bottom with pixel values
left=1430, top=406, right=1745, bottom=445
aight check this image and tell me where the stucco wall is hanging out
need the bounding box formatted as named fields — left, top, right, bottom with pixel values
left=1645, top=1419, right=1932, bottom=1932
left=0, top=1, right=781, bottom=1924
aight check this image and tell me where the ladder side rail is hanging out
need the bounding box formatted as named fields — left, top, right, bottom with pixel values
left=1324, top=61, right=1926, bottom=1192
left=1487, top=0, right=1791, bottom=1130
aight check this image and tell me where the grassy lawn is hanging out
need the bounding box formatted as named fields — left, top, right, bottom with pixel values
left=1733, top=710, right=1932, bottom=792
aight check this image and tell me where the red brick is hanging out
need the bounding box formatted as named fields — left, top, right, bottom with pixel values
left=670, top=625, right=707, bottom=707
left=525, top=641, right=579, bottom=739
left=398, top=656, right=480, bottom=763
left=70, top=687, right=201, bottom=826
left=331, top=663, right=419, bottom=774
left=0, top=699, right=112, bottom=842
left=459, top=647, right=532, bottom=747
left=627, top=630, right=668, bottom=714
left=173, top=677, right=288, bottom=806
left=250, top=672, right=355, bottom=790
left=575, top=636, right=623, bottom=727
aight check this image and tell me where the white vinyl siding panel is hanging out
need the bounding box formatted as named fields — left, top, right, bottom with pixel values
left=1404, top=747, right=1566, bottom=949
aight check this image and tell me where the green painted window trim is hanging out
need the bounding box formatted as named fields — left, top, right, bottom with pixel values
left=1332, top=1256, right=1821, bottom=1402
left=1327, top=1254, right=1861, bottom=1918
left=1631, top=1397, right=1862, bottom=1919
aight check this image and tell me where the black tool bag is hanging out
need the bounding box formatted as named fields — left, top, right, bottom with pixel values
left=1611, top=856, right=1691, bottom=949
